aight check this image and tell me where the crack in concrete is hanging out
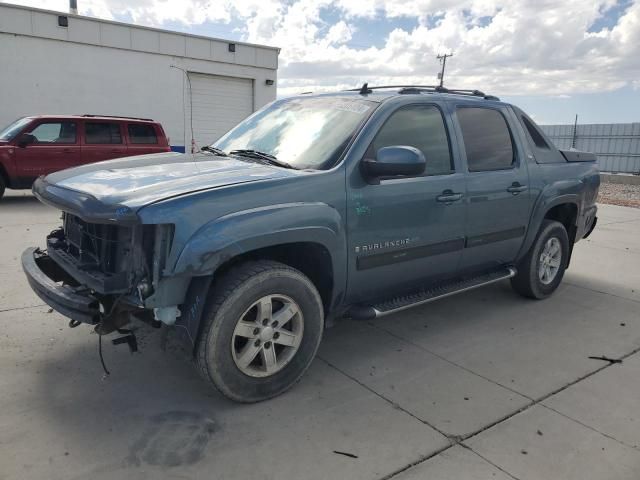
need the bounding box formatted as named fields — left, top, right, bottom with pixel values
left=0, top=303, right=46, bottom=314
left=372, top=323, right=529, bottom=400
left=0, top=221, right=60, bottom=228
left=460, top=443, right=522, bottom=480
left=317, top=355, right=452, bottom=439
left=563, top=281, right=640, bottom=304
left=541, top=403, right=640, bottom=452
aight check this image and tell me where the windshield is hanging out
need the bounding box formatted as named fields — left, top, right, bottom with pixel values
left=0, top=117, right=32, bottom=141
left=212, top=96, right=376, bottom=170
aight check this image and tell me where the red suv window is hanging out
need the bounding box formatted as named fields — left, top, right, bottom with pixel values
left=30, top=122, right=77, bottom=144
left=85, top=122, right=122, bottom=144
left=128, top=124, right=158, bottom=144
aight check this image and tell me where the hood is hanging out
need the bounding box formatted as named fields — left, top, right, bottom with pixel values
left=43, top=152, right=297, bottom=208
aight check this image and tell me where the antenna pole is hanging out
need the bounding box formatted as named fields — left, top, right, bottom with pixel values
left=437, top=53, right=453, bottom=88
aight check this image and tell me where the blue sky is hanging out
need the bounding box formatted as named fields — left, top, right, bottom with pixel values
left=503, top=87, right=640, bottom=125
left=9, top=0, right=640, bottom=125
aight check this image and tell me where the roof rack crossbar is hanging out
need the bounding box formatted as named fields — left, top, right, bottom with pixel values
left=81, top=114, right=154, bottom=121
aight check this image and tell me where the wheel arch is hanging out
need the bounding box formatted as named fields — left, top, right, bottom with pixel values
left=0, top=163, right=10, bottom=189
left=176, top=242, right=337, bottom=353
left=172, top=203, right=346, bottom=349
left=518, top=194, right=580, bottom=263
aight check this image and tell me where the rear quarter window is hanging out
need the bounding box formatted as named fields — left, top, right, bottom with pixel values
left=128, top=124, right=158, bottom=144
left=512, top=106, right=565, bottom=164
left=521, top=115, right=550, bottom=150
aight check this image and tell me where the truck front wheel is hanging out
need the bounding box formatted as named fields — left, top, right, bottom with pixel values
left=511, top=220, right=570, bottom=299
left=196, top=260, right=324, bottom=402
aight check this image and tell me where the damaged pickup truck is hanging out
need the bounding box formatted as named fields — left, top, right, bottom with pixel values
left=23, top=85, right=599, bottom=402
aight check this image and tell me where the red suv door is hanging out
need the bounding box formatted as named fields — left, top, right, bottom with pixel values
left=81, top=121, right=128, bottom=164
left=13, top=119, right=81, bottom=183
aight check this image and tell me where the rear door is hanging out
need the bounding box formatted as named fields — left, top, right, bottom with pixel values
left=126, top=122, right=162, bottom=156
left=82, top=121, right=128, bottom=164
left=453, top=105, right=533, bottom=272
left=14, top=120, right=80, bottom=182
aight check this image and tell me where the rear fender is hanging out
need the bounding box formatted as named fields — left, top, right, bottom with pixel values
left=517, top=192, right=580, bottom=262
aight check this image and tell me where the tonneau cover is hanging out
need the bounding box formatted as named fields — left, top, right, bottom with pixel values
left=560, top=149, right=597, bottom=162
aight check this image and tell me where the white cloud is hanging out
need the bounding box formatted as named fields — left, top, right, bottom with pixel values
left=7, top=0, right=640, bottom=97
left=324, top=21, right=353, bottom=46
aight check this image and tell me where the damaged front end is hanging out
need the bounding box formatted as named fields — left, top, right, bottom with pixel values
left=22, top=210, right=176, bottom=336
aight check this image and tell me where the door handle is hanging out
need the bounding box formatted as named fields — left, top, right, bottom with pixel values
left=507, top=183, right=528, bottom=194
left=436, top=190, right=464, bottom=203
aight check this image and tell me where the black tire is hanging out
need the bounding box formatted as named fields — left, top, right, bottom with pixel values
left=0, top=175, right=5, bottom=200
left=511, top=220, right=570, bottom=299
left=196, top=260, right=324, bottom=403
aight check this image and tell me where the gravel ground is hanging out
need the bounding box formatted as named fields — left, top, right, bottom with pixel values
left=598, top=182, right=640, bottom=208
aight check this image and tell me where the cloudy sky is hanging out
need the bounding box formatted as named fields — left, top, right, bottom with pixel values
left=8, top=0, right=640, bottom=124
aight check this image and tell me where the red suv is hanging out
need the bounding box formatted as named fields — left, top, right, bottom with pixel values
left=0, top=115, right=171, bottom=199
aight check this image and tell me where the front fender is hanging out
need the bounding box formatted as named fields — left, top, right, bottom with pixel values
left=172, top=202, right=345, bottom=278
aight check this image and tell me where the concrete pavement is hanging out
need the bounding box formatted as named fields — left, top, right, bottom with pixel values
left=1, top=190, right=639, bottom=479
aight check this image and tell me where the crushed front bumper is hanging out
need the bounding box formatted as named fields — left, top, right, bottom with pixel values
left=21, top=248, right=100, bottom=324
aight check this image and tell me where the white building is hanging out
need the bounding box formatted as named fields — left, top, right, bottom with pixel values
left=0, top=3, right=279, bottom=152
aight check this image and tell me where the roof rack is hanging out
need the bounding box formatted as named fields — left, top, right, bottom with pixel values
left=81, top=114, right=154, bottom=121
left=345, top=84, right=500, bottom=101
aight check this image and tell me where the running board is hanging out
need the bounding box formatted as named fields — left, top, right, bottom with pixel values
left=349, top=266, right=517, bottom=320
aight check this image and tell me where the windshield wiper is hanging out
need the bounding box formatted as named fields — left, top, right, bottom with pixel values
left=229, top=149, right=297, bottom=170
left=201, top=145, right=227, bottom=156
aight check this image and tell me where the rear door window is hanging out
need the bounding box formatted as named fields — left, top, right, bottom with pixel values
left=457, top=107, right=514, bottom=171
left=127, top=124, right=158, bottom=144
left=85, top=122, right=122, bottom=144
left=29, top=122, right=77, bottom=144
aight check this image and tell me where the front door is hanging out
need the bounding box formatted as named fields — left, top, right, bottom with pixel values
left=14, top=120, right=80, bottom=184
left=453, top=105, right=533, bottom=272
left=346, top=103, right=466, bottom=302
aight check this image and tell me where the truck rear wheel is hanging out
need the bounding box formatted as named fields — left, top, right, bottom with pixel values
left=196, top=260, right=324, bottom=402
left=511, top=220, right=569, bottom=299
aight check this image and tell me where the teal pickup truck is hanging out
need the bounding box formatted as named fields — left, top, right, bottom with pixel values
left=22, top=85, right=599, bottom=402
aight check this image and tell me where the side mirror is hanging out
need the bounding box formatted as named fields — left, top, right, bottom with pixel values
left=17, top=133, right=36, bottom=148
left=362, top=146, right=426, bottom=180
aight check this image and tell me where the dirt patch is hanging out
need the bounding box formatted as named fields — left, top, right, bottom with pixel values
left=598, top=182, right=640, bottom=209
left=126, top=411, right=217, bottom=467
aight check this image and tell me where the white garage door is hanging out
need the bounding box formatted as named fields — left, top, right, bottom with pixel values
left=189, top=73, right=254, bottom=148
